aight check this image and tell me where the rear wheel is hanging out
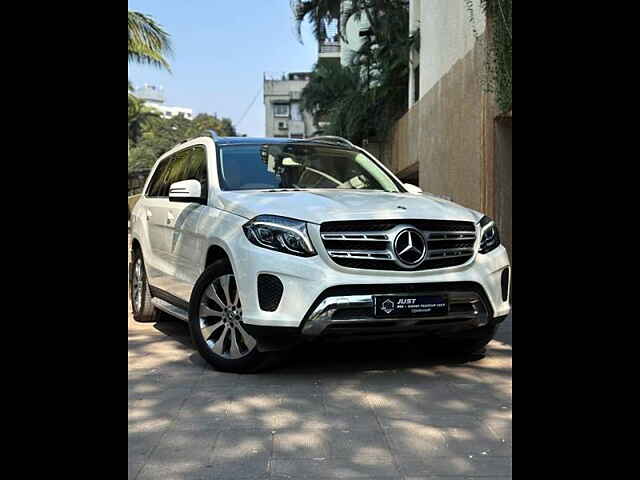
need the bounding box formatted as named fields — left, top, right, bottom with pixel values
left=188, top=259, right=273, bottom=373
left=130, top=248, right=160, bottom=323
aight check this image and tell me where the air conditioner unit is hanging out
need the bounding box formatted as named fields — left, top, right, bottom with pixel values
left=278, top=121, right=288, bottom=130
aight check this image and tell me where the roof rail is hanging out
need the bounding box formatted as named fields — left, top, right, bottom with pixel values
left=206, top=129, right=219, bottom=138
left=307, top=135, right=355, bottom=148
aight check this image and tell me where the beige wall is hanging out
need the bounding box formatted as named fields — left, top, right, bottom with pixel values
left=391, top=37, right=487, bottom=212
left=388, top=29, right=511, bottom=256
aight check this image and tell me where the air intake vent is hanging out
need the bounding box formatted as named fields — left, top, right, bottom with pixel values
left=501, top=268, right=510, bottom=301
left=257, top=274, right=283, bottom=312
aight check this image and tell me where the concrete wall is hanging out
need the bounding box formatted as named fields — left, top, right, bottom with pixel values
left=418, top=0, right=485, bottom=100
left=390, top=37, right=488, bottom=212
left=417, top=40, right=486, bottom=211
left=494, top=116, right=512, bottom=260
left=386, top=1, right=512, bottom=256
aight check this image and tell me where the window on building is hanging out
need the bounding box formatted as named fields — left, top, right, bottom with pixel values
left=273, top=103, right=289, bottom=117
left=290, top=103, right=302, bottom=121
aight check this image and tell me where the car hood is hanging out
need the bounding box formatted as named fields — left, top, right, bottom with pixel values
left=216, top=190, right=483, bottom=224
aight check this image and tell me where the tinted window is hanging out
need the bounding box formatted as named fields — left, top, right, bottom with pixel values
left=217, top=143, right=401, bottom=192
left=185, top=146, right=208, bottom=201
left=146, top=156, right=171, bottom=197
left=145, top=146, right=208, bottom=199
left=162, top=149, right=190, bottom=196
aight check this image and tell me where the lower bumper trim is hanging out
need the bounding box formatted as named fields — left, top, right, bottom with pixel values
left=301, top=290, right=489, bottom=336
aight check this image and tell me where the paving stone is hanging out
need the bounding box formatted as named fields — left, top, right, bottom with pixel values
left=273, top=429, right=331, bottom=458
left=377, top=413, right=481, bottom=428
left=397, top=455, right=512, bottom=477
left=211, top=428, right=272, bottom=459
left=328, top=427, right=393, bottom=460
left=383, top=417, right=453, bottom=454
left=207, top=455, right=270, bottom=478
left=443, top=425, right=511, bottom=456
left=271, top=456, right=400, bottom=479
left=136, top=460, right=215, bottom=480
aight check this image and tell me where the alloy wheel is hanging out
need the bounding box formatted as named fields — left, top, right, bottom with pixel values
left=132, top=258, right=143, bottom=312
left=199, top=274, right=256, bottom=359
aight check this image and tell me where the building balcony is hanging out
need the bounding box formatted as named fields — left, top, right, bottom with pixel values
left=319, top=41, right=340, bottom=55
left=289, top=120, right=306, bottom=136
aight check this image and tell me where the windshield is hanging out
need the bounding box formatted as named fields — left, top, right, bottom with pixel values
left=217, top=143, right=402, bottom=192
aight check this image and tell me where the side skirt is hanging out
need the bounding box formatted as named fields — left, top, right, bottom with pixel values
left=149, top=285, right=190, bottom=322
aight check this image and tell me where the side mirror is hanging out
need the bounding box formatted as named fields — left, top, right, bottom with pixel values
left=169, top=179, right=204, bottom=204
left=404, top=183, right=423, bottom=194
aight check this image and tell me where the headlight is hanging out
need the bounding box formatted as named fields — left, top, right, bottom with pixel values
left=478, top=216, right=501, bottom=254
left=243, top=215, right=316, bottom=257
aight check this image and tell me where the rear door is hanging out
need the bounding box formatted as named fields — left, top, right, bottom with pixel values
left=165, top=145, right=209, bottom=301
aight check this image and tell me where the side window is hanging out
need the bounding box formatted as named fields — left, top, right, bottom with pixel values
left=186, top=146, right=208, bottom=201
left=145, top=146, right=208, bottom=200
left=145, top=156, right=171, bottom=197
left=161, top=149, right=189, bottom=196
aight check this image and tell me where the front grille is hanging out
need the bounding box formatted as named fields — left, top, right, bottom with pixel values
left=320, top=219, right=477, bottom=271
left=257, top=274, right=283, bottom=312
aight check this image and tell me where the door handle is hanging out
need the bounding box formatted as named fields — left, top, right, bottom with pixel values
left=167, top=211, right=175, bottom=225
left=146, top=209, right=152, bottom=220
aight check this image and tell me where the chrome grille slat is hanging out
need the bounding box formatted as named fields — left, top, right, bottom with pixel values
left=327, top=250, right=394, bottom=260
left=321, top=233, right=389, bottom=241
left=428, top=247, right=475, bottom=257
left=426, top=232, right=476, bottom=241
left=320, top=220, right=477, bottom=271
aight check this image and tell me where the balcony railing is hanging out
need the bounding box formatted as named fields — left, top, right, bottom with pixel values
left=319, top=42, right=340, bottom=54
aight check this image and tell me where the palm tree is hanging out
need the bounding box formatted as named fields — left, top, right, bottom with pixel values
left=128, top=11, right=172, bottom=71
left=291, top=0, right=342, bottom=43
left=128, top=94, right=160, bottom=146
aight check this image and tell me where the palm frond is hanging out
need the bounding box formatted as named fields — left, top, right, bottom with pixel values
left=128, top=11, right=172, bottom=71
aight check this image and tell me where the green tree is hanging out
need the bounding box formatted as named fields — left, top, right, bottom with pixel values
left=128, top=113, right=238, bottom=173
left=299, top=0, right=417, bottom=144
left=291, top=0, right=342, bottom=43
left=128, top=11, right=172, bottom=70
left=128, top=94, right=160, bottom=146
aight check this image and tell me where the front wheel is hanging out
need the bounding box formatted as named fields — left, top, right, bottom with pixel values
left=188, top=259, right=273, bottom=373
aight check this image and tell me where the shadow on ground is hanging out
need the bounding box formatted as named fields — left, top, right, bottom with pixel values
left=129, top=311, right=512, bottom=479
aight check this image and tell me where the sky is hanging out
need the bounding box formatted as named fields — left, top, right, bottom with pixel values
left=128, top=1, right=320, bottom=137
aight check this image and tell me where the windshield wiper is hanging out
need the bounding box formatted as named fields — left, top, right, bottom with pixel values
left=264, top=188, right=306, bottom=192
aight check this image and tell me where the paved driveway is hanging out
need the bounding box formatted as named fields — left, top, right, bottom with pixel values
left=129, top=245, right=512, bottom=480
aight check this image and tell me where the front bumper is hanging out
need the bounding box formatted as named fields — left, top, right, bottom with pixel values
left=229, top=223, right=511, bottom=331
left=301, top=285, right=490, bottom=336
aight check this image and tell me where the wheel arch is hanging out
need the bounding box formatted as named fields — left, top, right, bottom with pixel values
left=131, top=237, right=142, bottom=254
left=204, top=243, right=232, bottom=269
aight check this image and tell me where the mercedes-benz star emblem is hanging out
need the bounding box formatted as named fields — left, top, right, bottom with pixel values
left=394, top=228, right=427, bottom=266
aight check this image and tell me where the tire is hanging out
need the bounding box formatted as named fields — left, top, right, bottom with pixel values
left=188, top=259, right=273, bottom=373
left=130, top=248, right=160, bottom=323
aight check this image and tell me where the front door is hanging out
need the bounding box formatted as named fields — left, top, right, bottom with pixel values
left=165, top=145, right=209, bottom=301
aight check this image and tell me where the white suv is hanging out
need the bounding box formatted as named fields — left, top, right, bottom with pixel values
left=130, top=135, right=511, bottom=372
